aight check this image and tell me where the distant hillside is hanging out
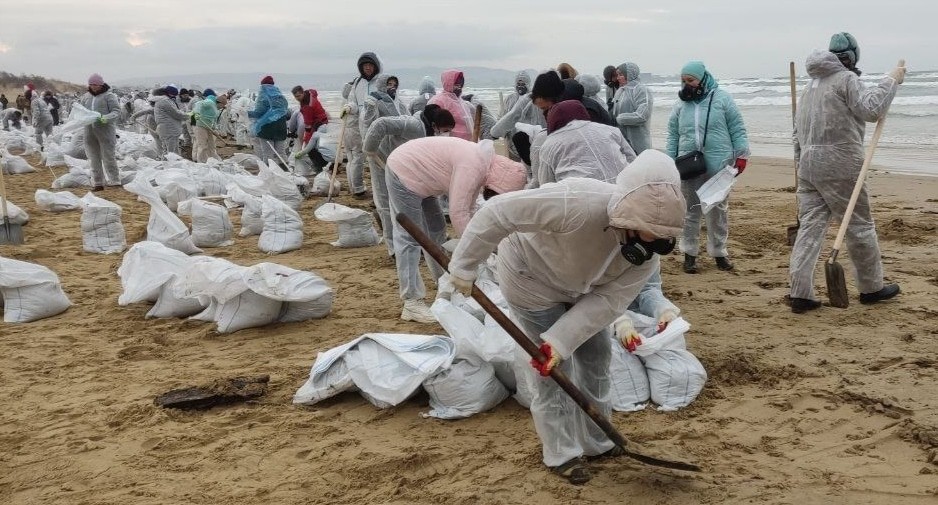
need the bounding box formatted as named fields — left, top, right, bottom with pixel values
left=0, top=71, right=84, bottom=95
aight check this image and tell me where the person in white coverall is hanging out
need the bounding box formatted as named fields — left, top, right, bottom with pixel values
left=26, top=89, right=53, bottom=147
left=341, top=52, right=382, bottom=198
left=447, top=149, right=686, bottom=484
left=79, top=74, right=122, bottom=190
left=611, top=62, right=654, bottom=155
left=788, top=33, right=905, bottom=313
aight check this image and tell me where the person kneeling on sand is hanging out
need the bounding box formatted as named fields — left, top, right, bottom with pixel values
left=447, top=149, right=686, bottom=484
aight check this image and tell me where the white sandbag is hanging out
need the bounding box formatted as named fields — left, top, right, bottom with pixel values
left=242, top=262, right=334, bottom=322
left=212, top=289, right=282, bottom=333
left=41, top=142, right=66, bottom=167
left=608, top=337, right=650, bottom=412
left=0, top=257, right=72, bottom=323
left=616, top=311, right=691, bottom=357
left=1, top=149, right=35, bottom=174
left=177, top=198, right=234, bottom=248
left=696, top=165, right=739, bottom=214
left=0, top=133, right=40, bottom=157
left=313, top=202, right=380, bottom=248
left=195, top=168, right=229, bottom=196
left=146, top=278, right=207, bottom=318
left=229, top=153, right=263, bottom=172
left=157, top=178, right=199, bottom=213
left=293, top=333, right=456, bottom=408
left=510, top=345, right=537, bottom=409
left=0, top=199, right=28, bottom=225
left=423, top=358, right=509, bottom=419
left=34, top=189, right=81, bottom=212
left=641, top=350, right=707, bottom=411
left=51, top=163, right=92, bottom=189
left=258, top=195, right=303, bottom=253
left=310, top=171, right=341, bottom=197
left=117, top=241, right=196, bottom=305
left=258, top=160, right=302, bottom=209
left=62, top=130, right=87, bottom=159
left=79, top=192, right=126, bottom=254
left=227, top=185, right=264, bottom=237
left=430, top=298, right=515, bottom=363
left=124, top=176, right=202, bottom=255
left=175, top=257, right=280, bottom=333
left=59, top=103, right=101, bottom=134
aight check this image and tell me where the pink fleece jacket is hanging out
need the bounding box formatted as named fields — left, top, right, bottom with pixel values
left=386, top=136, right=526, bottom=236
left=427, top=69, right=475, bottom=141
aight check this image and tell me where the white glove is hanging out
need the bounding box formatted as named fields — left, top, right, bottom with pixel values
left=888, top=65, right=906, bottom=85
left=613, top=315, right=642, bottom=352
left=451, top=275, right=474, bottom=298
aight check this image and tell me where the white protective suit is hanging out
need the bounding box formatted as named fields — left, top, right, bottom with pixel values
left=78, top=89, right=122, bottom=186
left=30, top=95, right=54, bottom=146
left=531, top=119, right=636, bottom=188
left=789, top=50, right=899, bottom=300
left=343, top=51, right=383, bottom=195
left=611, top=62, right=654, bottom=154
left=448, top=150, right=686, bottom=467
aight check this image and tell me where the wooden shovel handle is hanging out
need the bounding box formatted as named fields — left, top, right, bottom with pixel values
left=471, top=104, right=483, bottom=143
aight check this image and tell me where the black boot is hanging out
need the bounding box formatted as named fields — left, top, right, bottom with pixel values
left=683, top=254, right=698, bottom=274
left=790, top=297, right=821, bottom=314
left=859, top=284, right=900, bottom=305
left=715, top=256, right=734, bottom=271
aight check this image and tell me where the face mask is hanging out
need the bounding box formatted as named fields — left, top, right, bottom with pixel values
left=452, top=85, right=462, bottom=97
left=678, top=84, right=705, bottom=102
left=516, top=84, right=528, bottom=95
left=620, top=236, right=676, bottom=265
left=387, top=88, right=397, bottom=99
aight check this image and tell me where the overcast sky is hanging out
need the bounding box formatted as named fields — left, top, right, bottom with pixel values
left=0, top=0, right=932, bottom=84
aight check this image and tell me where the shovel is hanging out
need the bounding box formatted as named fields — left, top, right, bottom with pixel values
left=0, top=160, right=25, bottom=244
left=396, top=213, right=702, bottom=473
left=323, top=115, right=349, bottom=205
left=825, top=59, right=902, bottom=308
left=471, top=104, right=483, bottom=143
left=786, top=61, right=800, bottom=246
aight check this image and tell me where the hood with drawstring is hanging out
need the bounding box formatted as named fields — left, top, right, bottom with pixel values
left=357, top=52, right=382, bottom=81
left=607, top=149, right=686, bottom=237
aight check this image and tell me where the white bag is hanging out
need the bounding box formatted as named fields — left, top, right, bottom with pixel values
left=242, top=262, right=334, bottom=322
left=59, top=103, right=101, bottom=134
left=124, top=176, right=202, bottom=255
left=311, top=171, right=341, bottom=197
left=34, top=189, right=81, bottom=212
left=225, top=185, right=264, bottom=237
left=177, top=198, right=234, bottom=248
left=0, top=256, right=72, bottom=323
left=41, top=142, right=66, bottom=167
left=52, top=164, right=92, bottom=189
left=258, top=194, right=303, bottom=253
left=178, top=257, right=280, bottom=333
left=159, top=181, right=199, bottom=213
left=430, top=298, right=516, bottom=363
left=641, top=350, right=707, bottom=411
left=313, top=202, right=380, bottom=248
left=211, top=289, right=282, bottom=333
left=1, top=149, right=36, bottom=174
left=423, top=358, right=509, bottom=419
left=79, top=192, right=126, bottom=254
left=147, top=278, right=206, bottom=318
left=117, top=241, right=196, bottom=305
left=259, top=160, right=302, bottom=210
left=0, top=198, right=28, bottom=225
left=293, top=333, right=456, bottom=408
left=696, top=165, right=739, bottom=214
left=608, top=336, right=650, bottom=412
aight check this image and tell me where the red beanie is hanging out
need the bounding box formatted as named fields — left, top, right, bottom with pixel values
left=261, top=75, right=274, bottom=85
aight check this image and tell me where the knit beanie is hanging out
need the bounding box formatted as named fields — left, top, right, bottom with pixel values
left=164, top=85, right=178, bottom=97
left=261, top=75, right=275, bottom=85
left=829, top=32, right=860, bottom=65
left=88, top=73, right=105, bottom=86
left=203, top=88, right=216, bottom=97
left=530, top=71, right=564, bottom=101
left=680, top=61, right=707, bottom=80
left=546, top=100, right=590, bottom=134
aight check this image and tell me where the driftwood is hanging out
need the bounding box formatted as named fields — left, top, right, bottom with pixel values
left=154, top=375, right=269, bottom=410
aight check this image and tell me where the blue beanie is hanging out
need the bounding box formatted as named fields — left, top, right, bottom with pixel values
left=680, top=61, right=707, bottom=80
left=164, top=85, right=178, bottom=97
left=829, top=32, right=860, bottom=65
left=203, top=88, right=216, bottom=97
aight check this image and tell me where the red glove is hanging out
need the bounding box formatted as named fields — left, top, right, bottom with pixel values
left=734, top=158, right=747, bottom=176
left=530, top=342, right=562, bottom=377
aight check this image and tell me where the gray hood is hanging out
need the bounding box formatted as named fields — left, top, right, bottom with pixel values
left=806, top=49, right=848, bottom=79
left=576, top=74, right=602, bottom=96
left=617, top=62, right=641, bottom=82
left=417, top=76, right=436, bottom=95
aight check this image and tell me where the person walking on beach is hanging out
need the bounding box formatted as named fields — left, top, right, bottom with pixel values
left=667, top=61, right=750, bottom=274
left=787, top=33, right=906, bottom=313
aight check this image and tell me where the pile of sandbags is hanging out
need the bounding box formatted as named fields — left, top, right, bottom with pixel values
left=0, top=256, right=72, bottom=323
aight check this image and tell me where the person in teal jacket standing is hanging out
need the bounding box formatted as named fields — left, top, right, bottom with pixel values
left=666, top=61, right=750, bottom=274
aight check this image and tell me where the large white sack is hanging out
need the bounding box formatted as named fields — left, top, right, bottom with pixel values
left=697, top=165, right=739, bottom=215
left=609, top=336, right=650, bottom=412
left=177, top=198, right=234, bottom=248
left=226, top=185, right=264, bottom=237
left=211, top=289, right=282, bottom=333
left=195, top=168, right=230, bottom=196
left=1, top=149, right=36, bottom=174
left=0, top=198, right=28, bottom=225
left=35, top=189, right=81, bottom=212
left=124, top=176, right=202, bottom=255
left=79, top=193, right=126, bottom=254
left=617, top=311, right=691, bottom=357
left=0, top=131, right=41, bottom=156
left=641, top=350, right=707, bottom=411
left=147, top=278, right=206, bottom=318
left=159, top=181, right=199, bottom=213
left=423, top=357, right=509, bottom=419
left=310, top=171, right=341, bottom=197
left=242, top=262, right=334, bottom=322
left=59, top=103, right=101, bottom=134
left=313, top=202, right=380, bottom=248
left=52, top=163, right=92, bottom=189
left=293, top=333, right=456, bottom=408
left=229, top=153, right=264, bottom=172
left=258, top=160, right=302, bottom=209
left=41, top=142, right=66, bottom=167
left=0, top=257, right=71, bottom=323
left=258, top=195, right=303, bottom=253
left=176, top=257, right=280, bottom=333
left=117, top=241, right=197, bottom=305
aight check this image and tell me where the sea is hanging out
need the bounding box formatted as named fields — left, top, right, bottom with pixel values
left=309, top=70, right=938, bottom=178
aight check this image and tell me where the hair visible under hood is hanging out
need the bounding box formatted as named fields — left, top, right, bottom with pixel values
left=440, top=69, right=464, bottom=94
left=546, top=100, right=590, bottom=134
left=607, top=149, right=686, bottom=238
left=617, top=62, right=641, bottom=83
left=357, top=52, right=382, bottom=81
left=557, top=63, right=578, bottom=80
left=805, top=49, right=855, bottom=80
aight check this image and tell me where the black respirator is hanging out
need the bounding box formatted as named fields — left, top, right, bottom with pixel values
left=620, top=236, right=676, bottom=265
left=678, top=84, right=705, bottom=102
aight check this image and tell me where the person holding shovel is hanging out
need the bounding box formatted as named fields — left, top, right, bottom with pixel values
left=447, top=149, right=686, bottom=484
left=788, top=33, right=905, bottom=313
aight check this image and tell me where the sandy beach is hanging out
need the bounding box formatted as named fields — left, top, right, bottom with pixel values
left=1, top=152, right=936, bottom=504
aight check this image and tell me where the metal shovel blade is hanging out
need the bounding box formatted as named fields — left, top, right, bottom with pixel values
left=0, top=218, right=24, bottom=245
left=824, top=258, right=849, bottom=308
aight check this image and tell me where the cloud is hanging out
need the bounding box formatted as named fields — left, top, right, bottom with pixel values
left=125, top=31, right=151, bottom=48
left=0, top=41, right=11, bottom=53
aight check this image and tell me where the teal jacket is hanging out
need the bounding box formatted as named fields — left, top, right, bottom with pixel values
left=195, top=97, right=219, bottom=128
left=666, top=87, right=749, bottom=177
